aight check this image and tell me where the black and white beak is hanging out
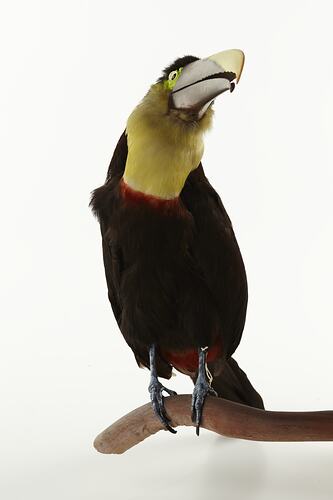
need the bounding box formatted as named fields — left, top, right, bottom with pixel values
left=170, top=49, right=244, bottom=119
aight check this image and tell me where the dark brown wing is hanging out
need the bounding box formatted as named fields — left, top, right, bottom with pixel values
left=181, top=164, right=248, bottom=359
left=90, top=131, right=128, bottom=327
left=91, top=131, right=173, bottom=378
left=106, top=130, right=128, bottom=181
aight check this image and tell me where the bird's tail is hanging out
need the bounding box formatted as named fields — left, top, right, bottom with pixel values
left=211, top=357, right=264, bottom=409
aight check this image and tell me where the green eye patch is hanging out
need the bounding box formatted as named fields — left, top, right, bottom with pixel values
left=164, top=67, right=183, bottom=91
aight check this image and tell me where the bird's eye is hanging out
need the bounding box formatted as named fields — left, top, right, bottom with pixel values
left=168, top=70, right=178, bottom=81
left=164, top=68, right=182, bottom=91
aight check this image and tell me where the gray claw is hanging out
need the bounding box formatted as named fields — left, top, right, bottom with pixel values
left=149, top=378, right=177, bottom=434
left=191, top=377, right=217, bottom=436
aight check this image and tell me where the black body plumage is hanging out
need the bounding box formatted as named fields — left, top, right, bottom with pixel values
left=91, top=131, right=263, bottom=409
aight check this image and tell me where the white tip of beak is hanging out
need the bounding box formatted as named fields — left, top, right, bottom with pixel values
left=208, top=49, right=245, bottom=83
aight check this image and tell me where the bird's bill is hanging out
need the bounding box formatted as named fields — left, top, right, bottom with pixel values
left=170, top=49, right=244, bottom=119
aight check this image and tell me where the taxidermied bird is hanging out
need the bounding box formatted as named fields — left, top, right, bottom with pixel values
left=91, top=49, right=264, bottom=434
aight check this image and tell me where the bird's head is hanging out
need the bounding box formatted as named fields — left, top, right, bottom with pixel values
left=124, top=50, right=244, bottom=199
left=161, top=49, right=244, bottom=126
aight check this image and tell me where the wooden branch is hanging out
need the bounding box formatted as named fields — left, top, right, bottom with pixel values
left=94, top=394, right=333, bottom=454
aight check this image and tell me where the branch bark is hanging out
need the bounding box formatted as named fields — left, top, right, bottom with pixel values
left=94, top=395, right=333, bottom=454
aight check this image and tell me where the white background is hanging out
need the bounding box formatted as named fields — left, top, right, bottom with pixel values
left=1, top=1, right=333, bottom=498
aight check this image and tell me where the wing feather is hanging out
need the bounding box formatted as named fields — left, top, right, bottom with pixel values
left=181, top=164, right=248, bottom=357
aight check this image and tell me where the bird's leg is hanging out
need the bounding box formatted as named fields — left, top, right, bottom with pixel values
left=191, top=346, right=218, bottom=436
left=148, top=344, right=177, bottom=434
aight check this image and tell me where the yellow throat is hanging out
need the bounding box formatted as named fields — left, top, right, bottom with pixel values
left=123, top=83, right=213, bottom=199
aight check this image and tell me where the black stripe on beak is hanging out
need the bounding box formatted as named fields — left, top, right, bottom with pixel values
left=172, top=71, right=236, bottom=95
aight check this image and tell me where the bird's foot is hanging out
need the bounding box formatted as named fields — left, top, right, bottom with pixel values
left=148, top=376, right=177, bottom=434
left=191, top=365, right=217, bottom=436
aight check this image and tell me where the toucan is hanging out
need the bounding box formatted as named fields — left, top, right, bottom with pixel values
left=91, top=49, right=264, bottom=435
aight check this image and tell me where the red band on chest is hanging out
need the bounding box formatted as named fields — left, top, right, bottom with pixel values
left=119, top=179, right=184, bottom=214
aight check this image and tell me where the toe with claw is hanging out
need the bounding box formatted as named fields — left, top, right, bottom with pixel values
left=148, top=344, right=177, bottom=434
left=191, top=347, right=218, bottom=435
left=148, top=377, right=177, bottom=433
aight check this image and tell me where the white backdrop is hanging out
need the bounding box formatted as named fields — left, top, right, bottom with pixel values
left=1, top=1, right=333, bottom=499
